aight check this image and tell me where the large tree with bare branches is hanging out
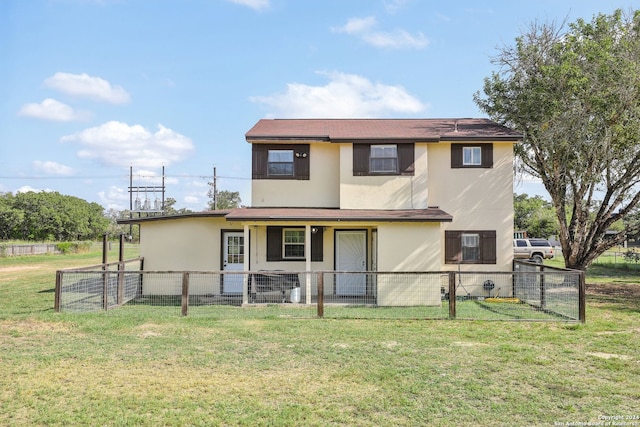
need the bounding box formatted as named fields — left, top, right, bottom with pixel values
left=475, top=9, right=640, bottom=270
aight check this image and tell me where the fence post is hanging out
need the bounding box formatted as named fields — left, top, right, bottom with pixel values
left=181, top=272, right=189, bottom=316
left=540, top=265, right=546, bottom=310
left=103, top=271, right=109, bottom=311
left=579, top=271, right=586, bottom=323
left=54, top=271, right=62, bottom=312
left=448, top=272, right=456, bottom=319
left=317, top=272, right=324, bottom=318
left=117, top=234, right=125, bottom=306
left=137, top=257, right=145, bottom=298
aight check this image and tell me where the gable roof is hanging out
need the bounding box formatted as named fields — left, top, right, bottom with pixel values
left=245, top=118, right=522, bottom=143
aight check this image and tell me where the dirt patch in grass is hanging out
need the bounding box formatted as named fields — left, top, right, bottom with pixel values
left=0, top=265, right=43, bottom=273
left=586, top=282, right=640, bottom=298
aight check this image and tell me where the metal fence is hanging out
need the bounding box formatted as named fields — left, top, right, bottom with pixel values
left=55, top=261, right=585, bottom=322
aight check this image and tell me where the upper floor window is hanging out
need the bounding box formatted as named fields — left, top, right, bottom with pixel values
left=463, top=147, right=482, bottom=166
left=451, top=143, right=493, bottom=168
left=268, top=150, right=294, bottom=177
left=252, top=144, right=309, bottom=180
left=370, top=145, right=398, bottom=173
left=353, top=143, right=414, bottom=176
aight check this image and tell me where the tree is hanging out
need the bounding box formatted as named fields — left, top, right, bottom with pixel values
left=207, top=189, right=241, bottom=210
left=514, top=193, right=559, bottom=238
left=475, top=9, right=640, bottom=270
left=0, top=191, right=109, bottom=241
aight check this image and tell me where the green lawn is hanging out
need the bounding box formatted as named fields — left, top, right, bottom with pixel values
left=1, top=246, right=639, bottom=426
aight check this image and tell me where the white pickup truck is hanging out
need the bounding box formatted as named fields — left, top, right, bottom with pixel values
left=513, top=238, right=555, bottom=264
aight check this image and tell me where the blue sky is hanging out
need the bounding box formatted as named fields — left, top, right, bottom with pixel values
left=2, top=0, right=639, bottom=212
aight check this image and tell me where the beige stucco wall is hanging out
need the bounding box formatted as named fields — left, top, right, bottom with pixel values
left=375, top=222, right=442, bottom=306
left=339, top=143, right=429, bottom=209
left=251, top=142, right=340, bottom=207
left=427, top=141, right=515, bottom=273
left=139, top=217, right=241, bottom=295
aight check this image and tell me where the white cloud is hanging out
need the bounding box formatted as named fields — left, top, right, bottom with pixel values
left=17, top=185, right=51, bottom=194
left=362, top=29, right=429, bottom=49
left=226, top=0, right=269, bottom=10
left=98, top=185, right=129, bottom=210
left=334, top=16, right=377, bottom=34
left=333, top=16, right=429, bottom=49
left=132, top=169, right=179, bottom=185
left=61, top=121, right=195, bottom=168
left=33, top=160, right=74, bottom=176
left=18, top=98, right=90, bottom=122
left=44, top=72, right=131, bottom=104
left=250, top=71, right=428, bottom=118
left=184, top=195, right=200, bottom=204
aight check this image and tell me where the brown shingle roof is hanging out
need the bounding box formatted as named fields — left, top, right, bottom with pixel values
left=245, top=118, right=522, bottom=142
left=225, top=207, right=452, bottom=222
left=117, top=207, right=453, bottom=224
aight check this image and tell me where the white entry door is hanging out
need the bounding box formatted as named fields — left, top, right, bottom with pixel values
left=336, top=230, right=367, bottom=296
left=223, top=231, right=244, bottom=294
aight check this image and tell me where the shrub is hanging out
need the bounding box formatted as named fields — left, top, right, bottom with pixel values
left=55, top=241, right=93, bottom=254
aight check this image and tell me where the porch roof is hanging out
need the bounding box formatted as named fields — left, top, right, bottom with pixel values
left=224, top=207, right=453, bottom=222
left=117, top=207, right=453, bottom=225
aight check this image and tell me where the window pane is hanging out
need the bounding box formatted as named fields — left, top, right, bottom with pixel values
left=267, top=150, right=294, bottom=176
left=268, top=150, right=293, bottom=162
left=283, top=229, right=305, bottom=258
left=370, top=158, right=398, bottom=172
left=370, top=144, right=398, bottom=173
left=371, top=145, right=397, bottom=158
left=461, top=234, right=479, bottom=261
left=268, top=163, right=294, bottom=175
left=463, top=147, right=481, bottom=165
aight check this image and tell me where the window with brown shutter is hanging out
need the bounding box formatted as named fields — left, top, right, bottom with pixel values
left=353, top=143, right=414, bottom=176
left=252, top=144, right=310, bottom=180
left=451, top=143, right=493, bottom=168
left=266, top=226, right=323, bottom=261
left=445, top=230, right=496, bottom=264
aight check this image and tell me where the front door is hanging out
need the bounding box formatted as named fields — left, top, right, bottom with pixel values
left=335, top=230, right=367, bottom=296
left=222, top=231, right=244, bottom=294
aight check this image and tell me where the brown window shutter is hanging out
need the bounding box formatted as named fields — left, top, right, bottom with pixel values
left=353, top=144, right=370, bottom=176
left=398, top=143, right=415, bottom=175
left=252, top=145, right=268, bottom=179
left=480, top=230, right=497, bottom=264
left=266, top=226, right=282, bottom=261
left=311, top=226, right=323, bottom=261
left=481, top=144, right=493, bottom=168
left=445, top=231, right=462, bottom=264
left=451, top=144, right=463, bottom=168
left=295, top=145, right=310, bottom=180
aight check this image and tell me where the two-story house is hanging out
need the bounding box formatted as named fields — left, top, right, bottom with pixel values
left=120, top=118, right=522, bottom=305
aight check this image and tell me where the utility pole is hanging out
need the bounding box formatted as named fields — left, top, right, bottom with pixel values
left=213, top=166, right=217, bottom=210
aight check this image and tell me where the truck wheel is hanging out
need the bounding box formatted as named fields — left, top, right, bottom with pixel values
left=530, top=254, right=543, bottom=264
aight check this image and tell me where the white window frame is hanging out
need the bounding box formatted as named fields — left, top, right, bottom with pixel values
left=370, top=144, right=398, bottom=173
left=462, top=146, right=482, bottom=166
left=283, top=228, right=305, bottom=259
left=267, top=150, right=294, bottom=176
left=461, top=233, right=480, bottom=261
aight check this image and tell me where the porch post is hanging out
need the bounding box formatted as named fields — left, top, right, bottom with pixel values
left=305, top=225, right=312, bottom=304
left=242, top=224, right=250, bottom=305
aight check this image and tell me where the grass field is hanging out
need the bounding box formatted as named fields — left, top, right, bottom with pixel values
left=1, top=246, right=639, bottom=426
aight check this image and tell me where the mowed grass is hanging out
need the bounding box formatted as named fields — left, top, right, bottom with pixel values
left=1, top=246, right=639, bottom=426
